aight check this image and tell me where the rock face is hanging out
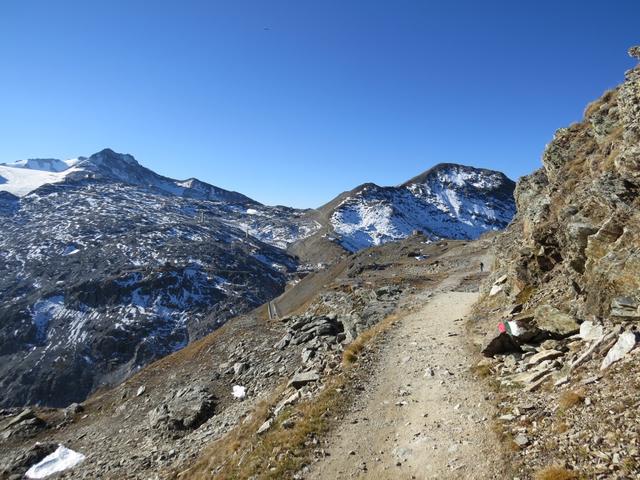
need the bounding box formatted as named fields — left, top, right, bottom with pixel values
left=478, top=48, right=640, bottom=478
left=490, top=52, right=640, bottom=327
left=324, top=163, right=516, bottom=251
left=0, top=149, right=319, bottom=408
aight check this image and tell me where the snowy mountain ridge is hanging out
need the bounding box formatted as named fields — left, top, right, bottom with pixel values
left=329, top=163, right=516, bottom=251
left=0, top=148, right=255, bottom=205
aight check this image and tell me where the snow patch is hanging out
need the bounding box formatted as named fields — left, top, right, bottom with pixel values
left=0, top=164, right=81, bottom=197
left=25, top=445, right=85, bottom=479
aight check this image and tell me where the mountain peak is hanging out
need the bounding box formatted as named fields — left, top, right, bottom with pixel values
left=322, top=162, right=516, bottom=252
left=402, top=163, right=513, bottom=190
left=85, top=148, right=139, bottom=167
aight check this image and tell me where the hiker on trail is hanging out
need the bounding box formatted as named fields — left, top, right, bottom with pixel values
left=480, top=262, right=484, bottom=272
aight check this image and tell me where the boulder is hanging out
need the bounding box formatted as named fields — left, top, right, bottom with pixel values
left=527, top=349, right=563, bottom=366
left=273, top=333, right=291, bottom=350
left=489, top=285, right=503, bottom=297
left=480, top=328, right=521, bottom=357
left=256, top=418, right=273, bottom=435
left=601, top=331, right=639, bottom=370
left=514, top=434, right=529, bottom=447
left=287, top=370, right=320, bottom=389
left=610, top=297, right=640, bottom=319
left=512, top=366, right=554, bottom=385
left=0, top=442, right=58, bottom=479
left=534, top=305, right=579, bottom=337
left=233, top=362, right=248, bottom=376
left=579, top=321, right=604, bottom=341
left=64, top=403, right=84, bottom=417
left=0, top=409, right=47, bottom=441
left=274, top=390, right=301, bottom=416
left=148, top=386, right=215, bottom=430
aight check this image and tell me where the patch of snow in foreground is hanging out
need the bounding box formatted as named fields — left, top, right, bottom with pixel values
left=25, top=445, right=85, bottom=478
left=232, top=385, right=246, bottom=399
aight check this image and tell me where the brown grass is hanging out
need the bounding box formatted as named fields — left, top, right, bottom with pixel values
left=179, top=377, right=347, bottom=480
left=584, top=88, right=617, bottom=118
left=515, top=285, right=536, bottom=305
left=552, top=420, right=569, bottom=434
left=470, top=362, right=492, bottom=378
left=534, top=465, right=578, bottom=480
left=341, top=313, right=400, bottom=366
left=557, top=390, right=584, bottom=412
left=490, top=420, right=520, bottom=452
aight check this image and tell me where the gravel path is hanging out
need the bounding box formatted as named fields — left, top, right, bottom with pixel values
left=307, top=288, right=504, bottom=479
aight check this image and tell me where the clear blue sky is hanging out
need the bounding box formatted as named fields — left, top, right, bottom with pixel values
left=1, top=1, right=638, bottom=207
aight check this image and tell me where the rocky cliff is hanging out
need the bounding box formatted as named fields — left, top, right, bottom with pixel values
left=476, top=48, right=640, bottom=478
left=492, top=53, right=640, bottom=322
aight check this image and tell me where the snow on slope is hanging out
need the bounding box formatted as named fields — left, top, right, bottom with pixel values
left=0, top=149, right=320, bottom=252
left=330, top=164, right=516, bottom=251
left=0, top=164, right=81, bottom=197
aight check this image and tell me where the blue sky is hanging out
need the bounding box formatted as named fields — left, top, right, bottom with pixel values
left=1, top=1, right=638, bottom=207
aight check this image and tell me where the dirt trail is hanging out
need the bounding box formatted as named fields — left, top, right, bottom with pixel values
left=308, top=274, right=503, bottom=478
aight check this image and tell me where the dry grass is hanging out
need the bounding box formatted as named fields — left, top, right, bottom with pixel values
left=557, top=390, right=584, bottom=412
left=515, top=285, right=536, bottom=305
left=534, top=465, right=579, bottom=480
left=584, top=88, right=617, bottom=118
left=552, top=420, right=569, bottom=434
left=490, top=421, right=519, bottom=452
left=341, top=312, right=400, bottom=366
left=470, top=362, right=492, bottom=378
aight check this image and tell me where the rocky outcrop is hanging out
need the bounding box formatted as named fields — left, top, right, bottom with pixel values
left=148, top=386, right=216, bottom=431
left=477, top=48, right=640, bottom=478
left=489, top=49, right=640, bottom=327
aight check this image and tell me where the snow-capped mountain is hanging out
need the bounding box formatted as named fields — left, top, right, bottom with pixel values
left=0, top=149, right=319, bottom=407
left=326, top=163, right=516, bottom=251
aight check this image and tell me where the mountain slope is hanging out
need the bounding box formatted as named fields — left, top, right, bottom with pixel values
left=323, top=163, right=516, bottom=251
left=0, top=150, right=320, bottom=407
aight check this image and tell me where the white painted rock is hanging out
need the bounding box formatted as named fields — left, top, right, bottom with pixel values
left=579, top=321, right=603, bottom=341
left=232, top=385, right=246, bottom=399
left=601, top=331, right=638, bottom=370
left=489, top=284, right=503, bottom=297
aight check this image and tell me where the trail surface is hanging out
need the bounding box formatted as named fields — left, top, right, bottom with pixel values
left=308, top=275, right=503, bottom=479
